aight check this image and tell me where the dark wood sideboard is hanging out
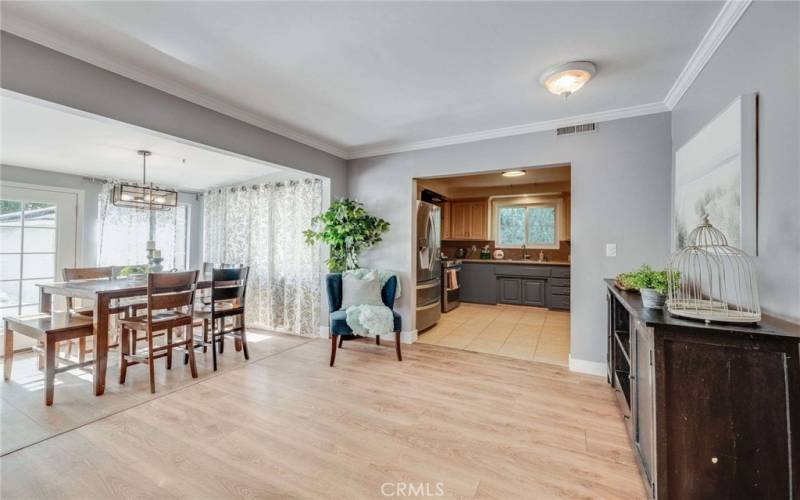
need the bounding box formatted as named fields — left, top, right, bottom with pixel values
left=605, top=279, right=800, bottom=499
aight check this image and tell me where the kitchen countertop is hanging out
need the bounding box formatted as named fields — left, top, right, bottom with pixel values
left=461, top=259, right=571, bottom=266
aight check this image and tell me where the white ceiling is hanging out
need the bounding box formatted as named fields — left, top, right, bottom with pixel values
left=428, top=165, right=571, bottom=189
left=1, top=1, right=724, bottom=158
left=0, top=94, right=286, bottom=191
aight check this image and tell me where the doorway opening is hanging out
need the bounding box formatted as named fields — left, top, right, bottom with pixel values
left=413, top=164, right=571, bottom=367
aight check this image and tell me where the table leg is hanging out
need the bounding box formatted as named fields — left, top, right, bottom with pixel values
left=45, top=337, right=56, bottom=406
left=37, top=289, right=52, bottom=370
left=4, top=321, right=13, bottom=380
left=39, top=288, right=52, bottom=314
left=93, top=294, right=110, bottom=396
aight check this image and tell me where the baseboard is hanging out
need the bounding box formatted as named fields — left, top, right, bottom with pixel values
left=317, top=326, right=418, bottom=344
left=400, top=329, right=418, bottom=344
left=568, top=355, right=607, bottom=377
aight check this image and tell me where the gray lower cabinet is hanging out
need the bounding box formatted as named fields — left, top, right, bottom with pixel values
left=460, top=262, right=497, bottom=304
left=499, top=278, right=546, bottom=306
left=498, top=277, right=521, bottom=304
left=522, top=279, right=546, bottom=306
left=460, top=262, right=569, bottom=309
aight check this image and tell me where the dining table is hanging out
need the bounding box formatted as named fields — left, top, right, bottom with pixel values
left=36, top=275, right=212, bottom=396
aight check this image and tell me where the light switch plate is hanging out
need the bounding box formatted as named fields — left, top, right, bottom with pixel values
left=606, top=244, right=617, bottom=257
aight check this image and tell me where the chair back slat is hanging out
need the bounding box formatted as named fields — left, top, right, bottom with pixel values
left=63, top=267, right=114, bottom=310
left=210, top=267, right=249, bottom=311
left=148, top=271, right=197, bottom=295
left=150, top=290, right=195, bottom=310
left=63, top=266, right=113, bottom=281
left=147, top=271, right=198, bottom=313
left=213, top=267, right=247, bottom=283
left=212, top=285, right=245, bottom=302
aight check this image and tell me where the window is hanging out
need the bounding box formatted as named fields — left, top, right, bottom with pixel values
left=496, top=203, right=558, bottom=248
left=1, top=200, right=58, bottom=319
left=97, top=186, right=190, bottom=270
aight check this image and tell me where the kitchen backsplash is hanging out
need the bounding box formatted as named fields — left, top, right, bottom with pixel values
left=442, top=239, right=571, bottom=262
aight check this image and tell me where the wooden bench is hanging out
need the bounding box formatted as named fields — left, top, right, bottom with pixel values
left=4, top=313, right=95, bottom=406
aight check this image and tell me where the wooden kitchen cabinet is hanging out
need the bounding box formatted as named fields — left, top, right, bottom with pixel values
left=450, top=202, right=468, bottom=239
left=469, top=201, right=487, bottom=239
left=439, top=201, right=451, bottom=240
left=449, top=199, right=487, bottom=240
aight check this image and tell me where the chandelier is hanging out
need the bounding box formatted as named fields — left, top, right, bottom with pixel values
left=111, top=150, right=178, bottom=210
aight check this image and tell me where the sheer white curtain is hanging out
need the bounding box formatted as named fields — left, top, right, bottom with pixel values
left=97, top=182, right=179, bottom=268
left=203, top=178, right=322, bottom=337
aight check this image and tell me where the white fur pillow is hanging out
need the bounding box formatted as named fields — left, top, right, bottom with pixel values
left=341, top=271, right=384, bottom=309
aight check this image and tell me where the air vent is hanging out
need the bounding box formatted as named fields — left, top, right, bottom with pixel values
left=556, top=123, right=596, bottom=136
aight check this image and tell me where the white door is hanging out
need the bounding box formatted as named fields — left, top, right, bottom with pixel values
left=0, top=184, right=79, bottom=354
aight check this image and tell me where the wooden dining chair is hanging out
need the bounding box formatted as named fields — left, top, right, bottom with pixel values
left=61, top=266, right=133, bottom=364
left=189, top=267, right=249, bottom=371
left=118, top=270, right=199, bottom=393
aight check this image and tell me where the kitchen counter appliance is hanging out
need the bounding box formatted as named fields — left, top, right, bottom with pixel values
left=416, top=201, right=442, bottom=331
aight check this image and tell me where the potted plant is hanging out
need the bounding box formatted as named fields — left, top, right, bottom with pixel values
left=303, top=198, right=390, bottom=273
left=118, top=265, right=149, bottom=283
left=627, top=264, right=675, bottom=309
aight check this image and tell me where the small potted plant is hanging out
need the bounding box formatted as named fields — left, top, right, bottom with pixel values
left=627, top=265, right=674, bottom=309
left=118, top=265, right=149, bottom=283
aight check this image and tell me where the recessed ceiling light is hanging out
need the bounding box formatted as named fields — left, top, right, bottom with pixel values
left=539, top=61, right=597, bottom=99
left=502, top=170, right=526, bottom=178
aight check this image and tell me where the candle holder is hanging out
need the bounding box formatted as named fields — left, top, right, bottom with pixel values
left=146, top=241, right=163, bottom=272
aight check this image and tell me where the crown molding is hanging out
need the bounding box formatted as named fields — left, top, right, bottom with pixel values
left=0, top=19, right=349, bottom=159
left=347, top=101, right=669, bottom=159
left=664, top=0, right=752, bottom=110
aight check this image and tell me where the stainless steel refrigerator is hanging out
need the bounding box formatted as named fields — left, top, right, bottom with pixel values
left=416, top=200, right=441, bottom=331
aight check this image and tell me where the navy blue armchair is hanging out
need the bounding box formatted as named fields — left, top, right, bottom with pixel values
left=326, top=273, right=402, bottom=366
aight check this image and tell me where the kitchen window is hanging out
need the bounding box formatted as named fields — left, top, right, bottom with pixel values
left=495, top=202, right=559, bottom=249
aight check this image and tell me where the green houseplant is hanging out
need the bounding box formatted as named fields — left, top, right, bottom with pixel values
left=626, top=264, right=676, bottom=309
left=303, top=198, right=390, bottom=273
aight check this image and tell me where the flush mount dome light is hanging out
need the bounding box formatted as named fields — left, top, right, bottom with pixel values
left=539, top=61, right=597, bottom=99
left=502, top=170, right=526, bottom=178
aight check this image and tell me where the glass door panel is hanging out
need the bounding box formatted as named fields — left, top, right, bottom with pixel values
left=0, top=186, right=78, bottom=355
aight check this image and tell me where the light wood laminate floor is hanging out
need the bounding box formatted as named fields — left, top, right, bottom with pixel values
left=0, top=329, right=311, bottom=455
left=418, top=303, right=570, bottom=366
left=1, top=336, right=644, bottom=499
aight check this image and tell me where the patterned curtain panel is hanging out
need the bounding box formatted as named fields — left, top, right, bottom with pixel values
left=203, top=178, right=322, bottom=337
left=97, top=182, right=179, bottom=268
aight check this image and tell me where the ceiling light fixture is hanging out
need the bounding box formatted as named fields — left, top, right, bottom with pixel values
left=111, top=150, right=178, bottom=210
left=539, top=61, right=597, bottom=99
left=502, top=170, right=526, bottom=178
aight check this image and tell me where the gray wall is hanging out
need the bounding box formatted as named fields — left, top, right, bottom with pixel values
left=1, top=164, right=204, bottom=270
left=348, top=112, right=673, bottom=364
left=671, top=1, right=800, bottom=322
left=0, top=32, right=348, bottom=199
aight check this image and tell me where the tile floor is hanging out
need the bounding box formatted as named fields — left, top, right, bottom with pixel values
left=417, top=303, right=570, bottom=366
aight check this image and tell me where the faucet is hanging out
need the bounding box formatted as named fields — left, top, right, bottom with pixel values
left=521, top=244, right=529, bottom=260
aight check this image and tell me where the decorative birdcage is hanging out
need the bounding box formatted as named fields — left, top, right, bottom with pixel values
left=667, top=215, right=760, bottom=324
